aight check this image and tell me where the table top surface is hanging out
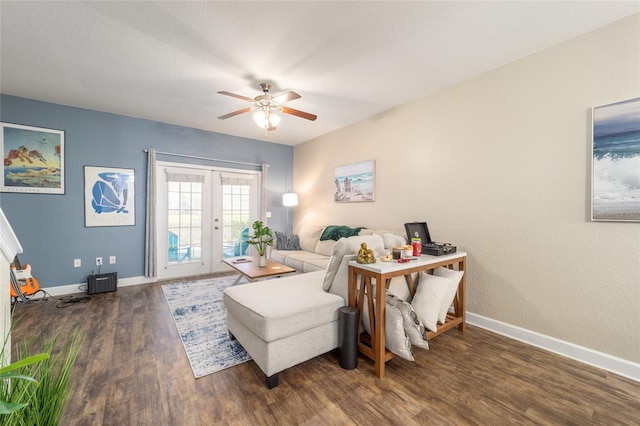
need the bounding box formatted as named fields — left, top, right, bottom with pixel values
left=348, top=251, right=467, bottom=273
left=223, top=256, right=296, bottom=279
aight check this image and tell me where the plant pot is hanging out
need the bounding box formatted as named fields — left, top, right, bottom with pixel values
left=258, top=255, right=266, bottom=267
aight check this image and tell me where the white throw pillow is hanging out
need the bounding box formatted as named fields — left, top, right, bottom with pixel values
left=326, top=254, right=356, bottom=302
left=322, top=239, right=358, bottom=291
left=411, top=273, right=450, bottom=332
left=315, top=239, right=336, bottom=257
left=340, top=234, right=385, bottom=257
left=382, top=233, right=406, bottom=250
left=388, top=275, right=413, bottom=302
left=433, top=267, right=464, bottom=324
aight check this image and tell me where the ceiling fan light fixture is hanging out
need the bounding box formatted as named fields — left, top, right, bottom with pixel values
left=253, top=108, right=281, bottom=130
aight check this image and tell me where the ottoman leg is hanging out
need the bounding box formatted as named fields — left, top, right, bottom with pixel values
left=266, top=373, right=280, bottom=389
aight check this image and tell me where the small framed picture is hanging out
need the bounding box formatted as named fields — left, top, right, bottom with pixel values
left=84, top=166, right=135, bottom=227
left=1, top=122, right=65, bottom=194
left=334, top=160, right=375, bottom=203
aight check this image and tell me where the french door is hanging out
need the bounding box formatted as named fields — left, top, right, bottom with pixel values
left=155, top=162, right=260, bottom=280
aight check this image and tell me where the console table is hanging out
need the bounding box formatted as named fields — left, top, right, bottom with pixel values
left=348, top=252, right=467, bottom=378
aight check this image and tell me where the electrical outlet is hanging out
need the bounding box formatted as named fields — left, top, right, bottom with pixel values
left=96, top=257, right=103, bottom=266
left=109, top=255, right=116, bottom=264
left=74, top=259, right=81, bottom=268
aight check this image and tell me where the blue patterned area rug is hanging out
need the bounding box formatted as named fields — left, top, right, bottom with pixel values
left=162, top=275, right=251, bottom=378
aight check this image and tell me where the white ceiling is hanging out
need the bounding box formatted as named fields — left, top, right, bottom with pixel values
left=1, top=1, right=638, bottom=146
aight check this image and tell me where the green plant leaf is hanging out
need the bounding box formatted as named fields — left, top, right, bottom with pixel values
left=0, top=400, right=29, bottom=415
left=0, top=353, right=49, bottom=374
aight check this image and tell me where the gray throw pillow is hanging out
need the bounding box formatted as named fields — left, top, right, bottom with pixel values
left=361, top=287, right=419, bottom=360
left=386, top=292, right=428, bottom=350
left=275, top=231, right=301, bottom=250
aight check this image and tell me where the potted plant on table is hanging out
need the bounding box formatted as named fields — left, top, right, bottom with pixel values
left=245, top=220, right=274, bottom=267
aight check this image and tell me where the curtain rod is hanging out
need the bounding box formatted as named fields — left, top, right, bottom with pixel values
left=143, top=149, right=267, bottom=168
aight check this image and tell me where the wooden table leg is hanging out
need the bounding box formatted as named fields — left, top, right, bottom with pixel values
left=374, top=272, right=385, bottom=378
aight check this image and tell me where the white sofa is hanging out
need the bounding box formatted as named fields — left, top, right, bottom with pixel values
left=270, top=224, right=407, bottom=272
left=223, top=231, right=407, bottom=388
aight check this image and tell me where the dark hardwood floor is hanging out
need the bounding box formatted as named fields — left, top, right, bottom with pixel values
left=11, top=277, right=640, bottom=425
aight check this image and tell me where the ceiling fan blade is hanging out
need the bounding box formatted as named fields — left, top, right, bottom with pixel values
left=217, top=91, right=254, bottom=102
left=272, top=91, right=301, bottom=104
left=281, top=106, right=317, bottom=121
left=218, top=107, right=252, bottom=120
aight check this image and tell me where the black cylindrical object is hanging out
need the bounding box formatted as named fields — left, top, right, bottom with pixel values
left=339, top=306, right=359, bottom=370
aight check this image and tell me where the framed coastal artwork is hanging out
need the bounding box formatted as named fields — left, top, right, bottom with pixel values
left=591, top=96, right=640, bottom=222
left=334, top=160, right=375, bottom=203
left=84, top=166, right=135, bottom=227
left=0, top=122, right=65, bottom=194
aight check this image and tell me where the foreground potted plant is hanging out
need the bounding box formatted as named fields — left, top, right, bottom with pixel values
left=0, top=328, right=84, bottom=425
left=245, top=220, right=274, bottom=267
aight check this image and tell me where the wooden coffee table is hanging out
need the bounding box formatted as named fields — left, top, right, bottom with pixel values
left=223, top=256, right=296, bottom=285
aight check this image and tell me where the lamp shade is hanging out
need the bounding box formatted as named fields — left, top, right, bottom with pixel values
left=282, top=192, right=298, bottom=207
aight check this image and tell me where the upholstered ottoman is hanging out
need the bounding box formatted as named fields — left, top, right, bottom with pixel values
left=223, top=270, right=345, bottom=388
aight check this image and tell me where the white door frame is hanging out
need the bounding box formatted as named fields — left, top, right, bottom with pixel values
left=155, top=161, right=261, bottom=279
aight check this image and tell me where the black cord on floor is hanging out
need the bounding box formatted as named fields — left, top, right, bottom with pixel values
left=11, top=289, right=92, bottom=309
left=55, top=294, right=92, bottom=308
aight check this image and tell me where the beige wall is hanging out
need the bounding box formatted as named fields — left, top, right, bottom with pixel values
left=294, top=14, right=640, bottom=363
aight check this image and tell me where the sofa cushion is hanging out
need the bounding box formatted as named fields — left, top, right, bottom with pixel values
left=269, top=249, right=290, bottom=265
left=223, top=271, right=344, bottom=342
left=303, top=257, right=331, bottom=272
left=283, top=251, right=329, bottom=272
left=298, top=224, right=326, bottom=253
left=274, top=231, right=301, bottom=250
left=314, top=239, right=336, bottom=257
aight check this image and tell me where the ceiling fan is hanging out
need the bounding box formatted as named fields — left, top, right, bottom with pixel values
left=217, top=83, right=317, bottom=133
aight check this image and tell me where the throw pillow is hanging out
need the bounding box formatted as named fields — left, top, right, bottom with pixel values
left=314, top=239, right=336, bottom=257
left=274, top=231, right=301, bottom=250
left=320, top=225, right=364, bottom=241
left=326, top=254, right=356, bottom=301
left=340, top=234, right=385, bottom=257
left=384, top=302, right=414, bottom=361
left=386, top=292, right=428, bottom=350
left=411, top=273, right=450, bottom=332
left=361, top=289, right=416, bottom=360
left=322, top=239, right=359, bottom=291
left=383, top=233, right=406, bottom=250
left=433, top=267, right=464, bottom=324
left=388, top=275, right=412, bottom=302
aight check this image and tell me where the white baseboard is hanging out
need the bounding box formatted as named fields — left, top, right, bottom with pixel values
left=41, top=275, right=156, bottom=297
left=466, top=312, right=640, bottom=383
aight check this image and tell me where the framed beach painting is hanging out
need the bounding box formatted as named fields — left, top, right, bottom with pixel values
left=334, top=160, right=375, bottom=203
left=591, top=96, right=640, bottom=222
left=84, top=166, right=135, bottom=227
left=0, top=122, right=65, bottom=194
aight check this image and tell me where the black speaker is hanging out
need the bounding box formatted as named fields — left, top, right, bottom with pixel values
left=87, top=272, right=117, bottom=295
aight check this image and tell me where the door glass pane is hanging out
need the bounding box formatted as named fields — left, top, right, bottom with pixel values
left=221, top=183, right=252, bottom=258
left=167, top=180, right=203, bottom=263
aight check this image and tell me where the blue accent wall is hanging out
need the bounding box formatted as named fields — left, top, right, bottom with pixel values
left=0, top=95, right=293, bottom=288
